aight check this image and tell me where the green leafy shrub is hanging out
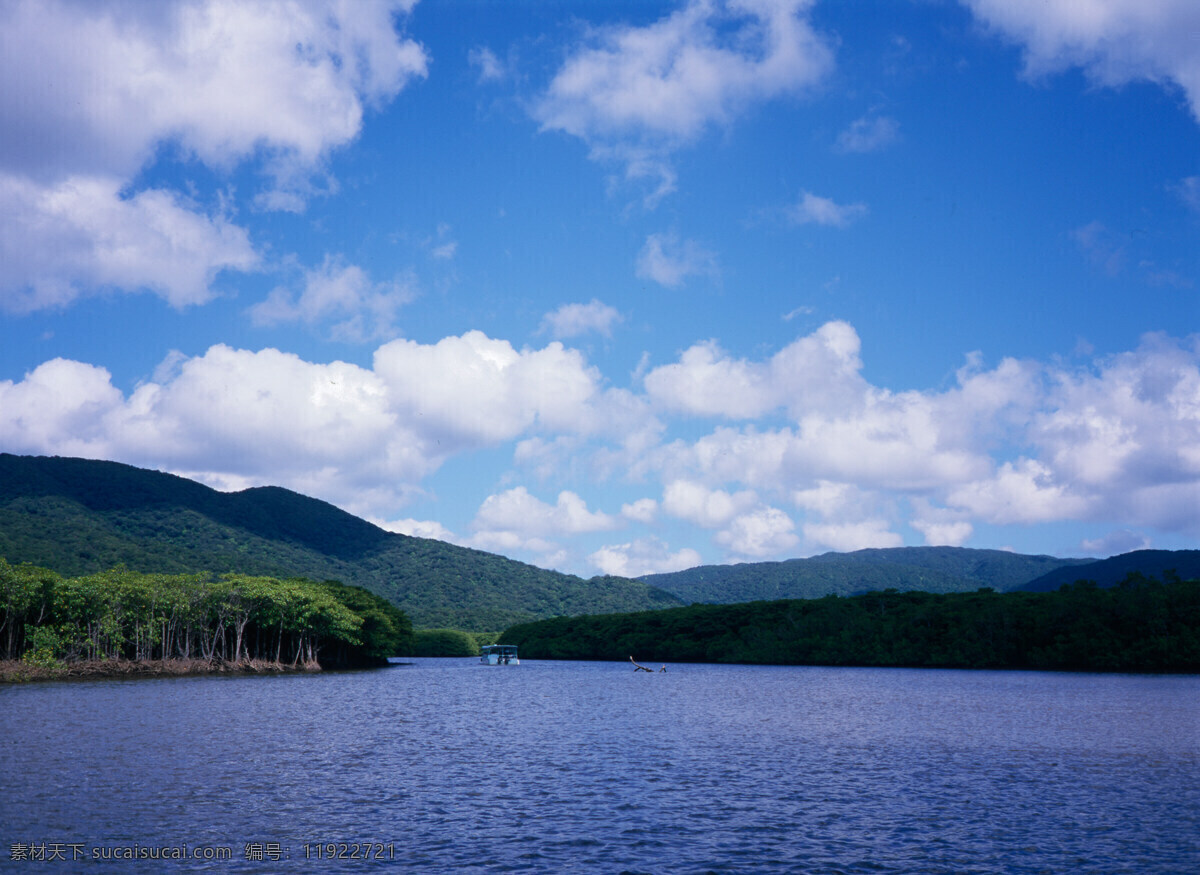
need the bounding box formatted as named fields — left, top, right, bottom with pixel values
left=22, top=625, right=64, bottom=667
left=413, top=629, right=477, bottom=657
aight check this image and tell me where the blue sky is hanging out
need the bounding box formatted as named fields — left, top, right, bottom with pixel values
left=1, top=0, right=1198, bottom=576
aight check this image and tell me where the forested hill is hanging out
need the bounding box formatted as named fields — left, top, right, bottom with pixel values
left=0, top=454, right=681, bottom=632
left=499, top=576, right=1200, bottom=672
left=1017, top=550, right=1200, bottom=591
left=641, top=547, right=1096, bottom=604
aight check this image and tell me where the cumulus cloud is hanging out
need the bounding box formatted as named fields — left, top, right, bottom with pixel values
left=0, top=0, right=426, bottom=310
left=909, top=499, right=974, bottom=547
left=2, top=323, right=1196, bottom=569
left=249, top=256, right=416, bottom=341
left=1024, top=332, right=1200, bottom=530
left=789, top=191, right=868, bottom=227
left=661, top=479, right=759, bottom=529
left=534, top=0, right=833, bottom=202
left=659, top=480, right=798, bottom=559
left=962, top=0, right=1200, bottom=121
left=716, top=506, right=800, bottom=558
left=590, top=537, right=703, bottom=577
left=636, top=233, right=719, bottom=287
left=803, top=519, right=902, bottom=552
left=621, top=498, right=659, bottom=524
left=469, top=488, right=620, bottom=567
left=0, top=330, right=649, bottom=522
left=0, top=0, right=426, bottom=181
left=472, top=487, right=619, bottom=537
left=372, top=331, right=630, bottom=449
left=644, top=321, right=866, bottom=419
left=376, top=517, right=460, bottom=543
left=947, top=459, right=1091, bottom=525
left=648, top=326, right=1200, bottom=548
left=0, top=175, right=258, bottom=312
left=539, top=299, right=623, bottom=339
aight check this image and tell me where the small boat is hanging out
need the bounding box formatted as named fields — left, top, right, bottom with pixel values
left=479, top=644, right=519, bottom=665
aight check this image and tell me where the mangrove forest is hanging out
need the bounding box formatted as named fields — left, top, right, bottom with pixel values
left=0, top=558, right=413, bottom=676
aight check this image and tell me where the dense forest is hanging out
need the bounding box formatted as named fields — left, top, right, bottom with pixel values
left=0, top=558, right=414, bottom=671
left=0, top=454, right=681, bottom=632
left=500, top=573, right=1200, bottom=672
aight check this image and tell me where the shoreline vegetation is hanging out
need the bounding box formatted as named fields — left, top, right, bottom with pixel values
left=0, top=559, right=414, bottom=683
left=0, top=656, right=327, bottom=684
left=7, top=553, right=1200, bottom=680
left=500, top=572, right=1200, bottom=673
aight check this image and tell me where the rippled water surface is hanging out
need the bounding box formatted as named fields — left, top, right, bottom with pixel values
left=2, top=660, right=1198, bottom=873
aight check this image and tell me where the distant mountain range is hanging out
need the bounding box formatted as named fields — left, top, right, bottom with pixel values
left=1014, top=550, right=1200, bottom=591
left=0, top=454, right=681, bottom=632
left=641, top=546, right=1200, bottom=604
left=2, top=454, right=1196, bottom=632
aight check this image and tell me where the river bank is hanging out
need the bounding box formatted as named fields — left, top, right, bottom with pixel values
left=0, top=657, right=322, bottom=683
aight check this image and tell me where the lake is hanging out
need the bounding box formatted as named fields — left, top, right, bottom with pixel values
left=2, top=659, right=1198, bottom=873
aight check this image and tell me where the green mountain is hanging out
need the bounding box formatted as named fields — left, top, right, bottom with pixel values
left=0, top=454, right=682, bottom=632
left=641, top=546, right=1095, bottom=603
left=1018, top=550, right=1200, bottom=591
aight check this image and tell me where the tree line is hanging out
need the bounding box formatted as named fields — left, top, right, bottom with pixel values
left=0, top=558, right=413, bottom=669
left=499, top=573, right=1200, bottom=672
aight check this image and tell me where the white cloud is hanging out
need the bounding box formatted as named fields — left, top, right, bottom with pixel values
left=803, top=519, right=902, bottom=553
left=469, top=46, right=505, bottom=82
left=534, top=0, right=833, bottom=201
left=469, top=488, right=620, bottom=567
left=621, top=498, right=659, bottom=524
left=651, top=329, right=1200, bottom=543
left=373, top=331, right=608, bottom=448
left=0, top=174, right=258, bottom=312
left=376, top=517, right=460, bottom=543
left=644, top=321, right=866, bottom=419
left=662, top=479, right=759, bottom=528
left=0, top=359, right=124, bottom=457
left=537, top=0, right=832, bottom=143
left=962, top=0, right=1200, bottom=121
left=0, top=0, right=426, bottom=182
left=909, top=500, right=975, bottom=547
left=793, top=480, right=857, bottom=517
left=789, top=191, right=868, bottom=228
left=835, top=114, right=899, bottom=153
left=636, top=232, right=719, bottom=287
left=1027, top=332, right=1200, bottom=529
left=0, top=330, right=657, bottom=523
left=0, top=0, right=426, bottom=311
left=540, top=299, right=623, bottom=339
left=249, top=256, right=416, bottom=342
left=473, top=487, right=619, bottom=537
left=716, top=506, right=800, bottom=558
left=1080, top=529, right=1151, bottom=556
left=947, top=459, right=1091, bottom=525
left=590, top=537, right=702, bottom=577
left=2, top=325, right=1197, bottom=568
